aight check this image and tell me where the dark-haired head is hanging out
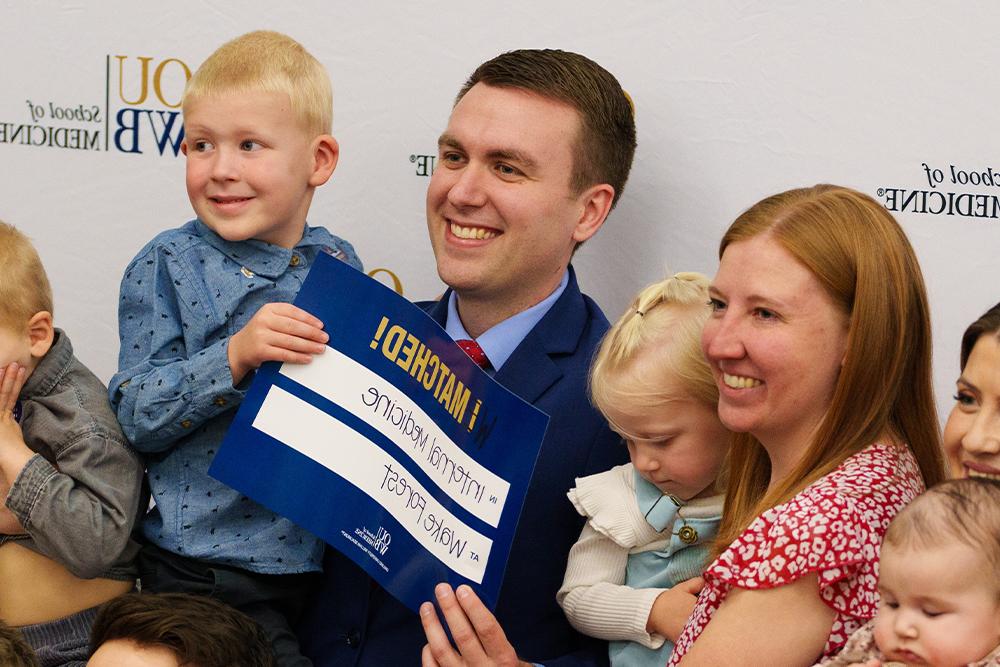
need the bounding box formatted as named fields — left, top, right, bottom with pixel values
left=457, top=49, right=636, bottom=210
left=88, top=593, right=274, bottom=667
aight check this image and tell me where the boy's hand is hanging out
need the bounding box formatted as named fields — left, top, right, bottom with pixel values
left=646, top=576, right=704, bottom=641
left=0, top=363, right=30, bottom=535
left=228, top=303, right=329, bottom=385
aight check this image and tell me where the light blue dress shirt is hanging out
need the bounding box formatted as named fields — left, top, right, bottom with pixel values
left=444, top=270, right=569, bottom=372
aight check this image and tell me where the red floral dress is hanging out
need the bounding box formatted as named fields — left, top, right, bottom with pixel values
left=667, top=443, right=924, bottom=665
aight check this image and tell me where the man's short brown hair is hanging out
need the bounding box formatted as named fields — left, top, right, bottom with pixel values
left=457, top=49, right=637, bottom=209
left=90, top=593, right=274, bottom=667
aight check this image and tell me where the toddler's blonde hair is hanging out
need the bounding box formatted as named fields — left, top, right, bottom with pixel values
left=0, top=222, right=53, bottom=331
left=183, top=30, right=332, bottom=136
left=590, top=272, right=717, bottom=440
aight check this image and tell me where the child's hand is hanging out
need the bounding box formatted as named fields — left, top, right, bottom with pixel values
left=228, top=303, right=329, bottom=385
left=845, top=661, right=881, bottom=667
left=0, top=362, right=32, bottom=465
left=646, top=576, right=704, bottom=642
left=0, top=363, right=30, bottom=535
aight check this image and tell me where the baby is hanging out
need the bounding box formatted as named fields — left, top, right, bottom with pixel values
left=818, top=478, right=1000, bottom=667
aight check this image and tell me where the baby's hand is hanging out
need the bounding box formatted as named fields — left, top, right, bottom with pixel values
left=228, top=303, right=329, bottom=385
left=845, top=661, right=881, bottom=667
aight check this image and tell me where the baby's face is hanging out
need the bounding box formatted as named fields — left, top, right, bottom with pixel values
left=606, top=378, right=729, bottom=501
left=874, top=541, right=1000, bottom=666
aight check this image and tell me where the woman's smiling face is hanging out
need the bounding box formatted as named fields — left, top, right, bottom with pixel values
left=944, top=334, right=1000, bottom=480
left=701, top=234, right=849, bottom=456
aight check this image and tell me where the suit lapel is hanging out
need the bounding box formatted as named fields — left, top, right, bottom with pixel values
left=494, top=268, right=588, bottom=405
left=421, top=269, right=589, bottom=406
left=424, top=293, right=450, bottom=328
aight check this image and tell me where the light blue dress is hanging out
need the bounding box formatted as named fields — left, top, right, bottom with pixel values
left=608, top=471, right=721, bottom=667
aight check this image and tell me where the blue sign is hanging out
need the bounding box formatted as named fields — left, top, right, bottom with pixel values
left=209, top=254, right=549, bottom=612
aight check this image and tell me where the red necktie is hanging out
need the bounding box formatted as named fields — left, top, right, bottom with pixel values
left=457, top=339, right=491, bottom=370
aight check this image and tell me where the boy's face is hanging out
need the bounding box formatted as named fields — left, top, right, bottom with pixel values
left=182, top=90, right=328, bottom=249
left=874, top=541, right=1000, bottom=666
left=0, top=326, right=33, bottom=372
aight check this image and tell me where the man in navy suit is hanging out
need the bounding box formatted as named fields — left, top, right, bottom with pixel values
left=298, top=49, right=637, bottom=666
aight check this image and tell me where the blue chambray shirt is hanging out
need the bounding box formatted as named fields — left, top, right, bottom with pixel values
left=110, top=219, right=362, bottom=574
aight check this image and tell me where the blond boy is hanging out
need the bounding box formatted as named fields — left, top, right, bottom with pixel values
left=0, top=222, right=143, bottom=664
left=109, top=31, right=361, bottom=666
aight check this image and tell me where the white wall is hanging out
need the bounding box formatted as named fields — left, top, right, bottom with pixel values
left=2, top=1, right=998, bottom=424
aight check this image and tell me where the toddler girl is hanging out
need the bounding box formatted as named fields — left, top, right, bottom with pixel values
left=557, top=272, right=729, bottom=666
left=818, top=478, right=1000, bottom=667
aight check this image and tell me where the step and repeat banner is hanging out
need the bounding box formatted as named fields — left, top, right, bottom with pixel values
left=2, top=1, right=998, bottom=423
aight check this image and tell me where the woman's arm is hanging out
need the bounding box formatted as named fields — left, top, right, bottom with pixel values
left=676, top=573, right=836, bottom=667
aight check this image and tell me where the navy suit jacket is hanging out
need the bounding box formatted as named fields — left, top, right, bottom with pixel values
left=298, top=268, right=627, bottom=666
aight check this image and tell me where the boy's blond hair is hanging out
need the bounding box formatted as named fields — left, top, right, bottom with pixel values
left=589, top=272, right=717, bottom=438
left=183, top=30, right=332, bottom=136
left=0, top=222, right=53, bottom=331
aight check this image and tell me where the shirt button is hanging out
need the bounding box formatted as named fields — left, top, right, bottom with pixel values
left=180, top=420, right=192, bottom=429
left=677, top=525, right=699, bottom=544
left=214, top=396, right=227, bottom=407
left=346, top=629, right=361, bottom=648
left=289, top=254, right=302, bottom=267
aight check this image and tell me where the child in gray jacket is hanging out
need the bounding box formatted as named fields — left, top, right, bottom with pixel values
left=0, top=221, right=143, bottom=666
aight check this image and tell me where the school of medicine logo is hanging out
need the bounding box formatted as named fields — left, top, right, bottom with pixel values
left=356, top=524, right=392, bottom=556
left=2, top=53, right=190, bottom=157
left=876, top=162, right=1000, bottom=221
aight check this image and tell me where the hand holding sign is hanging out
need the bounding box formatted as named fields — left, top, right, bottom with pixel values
left=420, top=584, right=532, bottom=667
left=210, top=254, right=548, bottom=612
left=227, top=302, right=329, bottom=384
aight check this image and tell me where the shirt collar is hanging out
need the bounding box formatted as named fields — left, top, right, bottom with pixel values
left=634, top=468, right=683, bottom=532
left=22, top=328, right=73, bottom=400
left=193, top=219, right=327, bottom=279
left=445, top=270, right=569, bottom=372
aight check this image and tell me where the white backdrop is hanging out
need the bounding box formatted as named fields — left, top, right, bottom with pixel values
left=2, top=1, right=999, bottom=425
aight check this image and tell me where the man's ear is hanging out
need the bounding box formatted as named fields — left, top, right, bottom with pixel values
left=308, top=134, right=340, bottom=187
left=571, top=183, right=615, bottom=244
left=27, top=311, right=54, bottom=360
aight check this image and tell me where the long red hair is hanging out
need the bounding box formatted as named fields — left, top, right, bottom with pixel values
left=712, top=185, right=945, bottom=557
